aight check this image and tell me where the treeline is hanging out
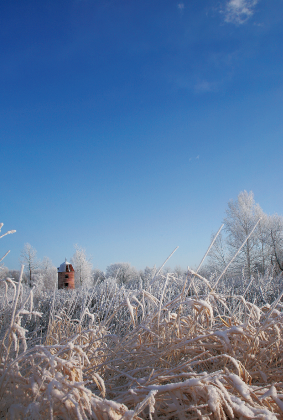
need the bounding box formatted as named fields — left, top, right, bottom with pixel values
left=1, top=255, right=159, bottom=291
left=2, top=190, right=283, bottom=291
left=1, top=243, right=159, bottom=290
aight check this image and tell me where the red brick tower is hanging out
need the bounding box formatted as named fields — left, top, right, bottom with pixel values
left=58, top=259, right=75, bottom=289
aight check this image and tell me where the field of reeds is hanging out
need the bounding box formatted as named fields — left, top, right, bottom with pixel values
left=1, top=260, right=283, bottom=420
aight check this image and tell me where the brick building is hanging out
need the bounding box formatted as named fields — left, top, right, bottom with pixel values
left=58, top=259, right=75, bottom=289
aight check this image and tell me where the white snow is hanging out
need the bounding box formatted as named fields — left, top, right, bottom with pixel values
left=58, top=261, right=71, bottom=272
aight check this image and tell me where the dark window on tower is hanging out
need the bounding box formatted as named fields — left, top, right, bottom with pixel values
left=64, top=283, right=68, bottom=288
left=65, top=275, right=69, bottom=278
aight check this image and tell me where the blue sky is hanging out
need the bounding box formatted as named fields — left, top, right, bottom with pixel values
left=1, top=0, right=283, bottom=271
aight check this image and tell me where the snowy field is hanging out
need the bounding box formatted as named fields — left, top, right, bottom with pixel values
left=1, top=201, right=283, bottom=419
left=1, top=265, right=283, bottom=419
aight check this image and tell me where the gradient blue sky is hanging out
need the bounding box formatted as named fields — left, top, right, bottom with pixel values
left=1, top=0, right=283, bottom=271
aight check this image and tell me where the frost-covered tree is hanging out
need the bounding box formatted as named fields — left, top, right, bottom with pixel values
left=266, top=214, right=283, bottom=273
left=92, top=268, right=106, bottom=284
left=224, top=191, right=262, bottom=279
left=206, top=191, right=283, bottom=279
left=139, top=266, right=156, bottom=289
left=0, top=265, right=8, bottom=281
left=4, top=269, right=20, bottom=282
left=253, top=210, right=272, bottom=274
left=71, top=245, right=93, bottom=287
left=207, top=231, right=229, bottom=277
left=20, top=243, right=39, bottom=287
left=106, top=262, right=139, bottom=285
left=173, top=266, right=186, bottom=278
left=39, top=257, right=57, bottom=289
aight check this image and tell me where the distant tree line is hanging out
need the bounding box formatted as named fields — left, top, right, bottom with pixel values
left=1, top=243, right=159, bottom=290
left=2, top=190, right=282, bottom=290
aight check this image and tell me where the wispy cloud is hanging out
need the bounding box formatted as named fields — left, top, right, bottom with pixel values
left=189, top=155, right=200, bottom=162
left=178, top=3, right=185, bottom=16
left=224, top=0, right=259, bottom=24
left=194, top=80, right=218, bottom=93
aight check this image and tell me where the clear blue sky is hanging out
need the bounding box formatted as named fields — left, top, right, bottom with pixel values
left=1, top=0, right=283, bottom=271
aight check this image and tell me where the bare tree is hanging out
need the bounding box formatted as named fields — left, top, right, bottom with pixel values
left=20, top=243, right=39, bottom=287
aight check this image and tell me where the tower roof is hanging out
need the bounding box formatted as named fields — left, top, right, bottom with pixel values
left=58, top=258, right=74, bottom=272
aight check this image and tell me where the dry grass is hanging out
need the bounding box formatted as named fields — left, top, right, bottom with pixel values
left=0, top=268, right=283, bottom=419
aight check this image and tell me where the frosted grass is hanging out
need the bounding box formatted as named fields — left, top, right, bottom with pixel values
left=1, top=223, right=283, bottom=418
left=1, top=267, right=283, bottom=419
